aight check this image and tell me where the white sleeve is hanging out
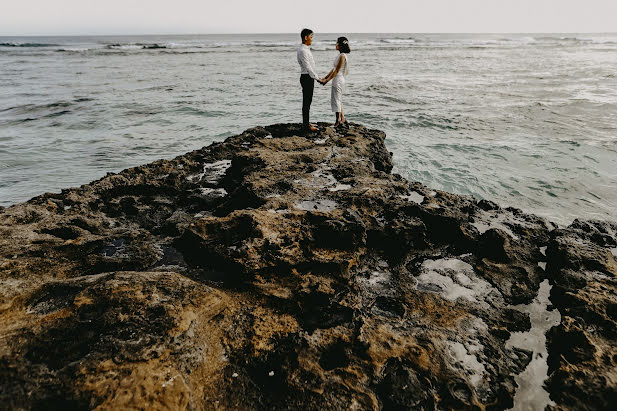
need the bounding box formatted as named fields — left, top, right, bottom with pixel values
left=302, top=50, right=319, bottom=79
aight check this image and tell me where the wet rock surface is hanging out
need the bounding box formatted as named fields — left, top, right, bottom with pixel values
left=1, top=123, right=615, bottom=409
left=545, top=220, right=617, bottom=410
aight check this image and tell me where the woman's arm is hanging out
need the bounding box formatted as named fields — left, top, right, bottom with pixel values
left=321, top=68, right=334, bottom=83
left=318, top=68, right=333, bottom=85
left=321, top=54, right=345, bottom=84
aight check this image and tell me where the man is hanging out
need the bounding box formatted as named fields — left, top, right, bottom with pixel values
left=297, top=28, right=323, bottom=132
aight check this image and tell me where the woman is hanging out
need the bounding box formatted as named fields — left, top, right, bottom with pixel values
left=320, top=37, right=351, bottom=127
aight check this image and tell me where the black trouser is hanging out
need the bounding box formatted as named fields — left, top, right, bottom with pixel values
left=300, top=74, right=314, bottom=129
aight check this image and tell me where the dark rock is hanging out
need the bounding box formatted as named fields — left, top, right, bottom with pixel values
left=544, top=218, right=617, bottom=409
left=0, top=123, right=614, bottom=409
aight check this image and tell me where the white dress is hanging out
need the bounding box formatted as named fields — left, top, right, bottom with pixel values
left=331, top=54, right=348, bottom=112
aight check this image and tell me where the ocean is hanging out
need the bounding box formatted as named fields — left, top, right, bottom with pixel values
left=1, top=33, right=616, bottom=226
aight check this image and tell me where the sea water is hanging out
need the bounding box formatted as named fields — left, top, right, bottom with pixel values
left=1, top=33, right=616, bottom=225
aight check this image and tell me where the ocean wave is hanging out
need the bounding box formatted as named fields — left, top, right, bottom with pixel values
left=0, top=98, right=95, bottom=116
left=4, top=35, right=617, bottom=56
left=351, top=38, right=534, bottom=49
left=379, top=38, right=417, bottom=44
left=142, top=44, right=168, bottom=49
left=560, top=36, right=596, bottom=43
left=498, top=36, right=536, bottom=43
left=533, top=36, right=565, bottom=42
left=104, top=43, right=169, bottom=50
left=252, top=41, right=297, bottom=47
left=532, top=36, right=606, bottom=44
left=588, top=37, right=617, bottom=45
left=4, top=37, right=545, bottom=55
left=101, top=41, right=296, bottom=50
left=55, top=48, right=90, bottom=53
left=0, top=42, right=59, bottom=48
left=0, top=108, right=73, bottom=126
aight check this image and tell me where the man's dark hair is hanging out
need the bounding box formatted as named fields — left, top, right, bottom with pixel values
left=301, top=28, right=313, bottom=41
left=337, top=37, right=351, bottom=53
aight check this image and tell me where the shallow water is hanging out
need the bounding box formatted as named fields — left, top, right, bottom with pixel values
left=1, top=33, right=616, bottom=225
left=506, top=279, right=561, bottom=411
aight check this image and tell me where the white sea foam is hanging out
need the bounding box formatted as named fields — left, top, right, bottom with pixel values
left=380, top=38, right=417, bottom=45
left=187, top=160, right=232, bottom=185
left=106, top=44, right=143, bottom=50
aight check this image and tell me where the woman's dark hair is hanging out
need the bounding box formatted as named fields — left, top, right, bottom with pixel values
left=301, top=28, right=313, bottom=41
left=337, top=36, right=351, bottom=53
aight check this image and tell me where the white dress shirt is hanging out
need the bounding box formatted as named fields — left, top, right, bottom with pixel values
left=297, top=44, right=319, bottom=79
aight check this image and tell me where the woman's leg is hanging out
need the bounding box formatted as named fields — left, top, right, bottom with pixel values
left=331, top=82, right=343, bottom=125
left=340, top=81, right=347, bottom=124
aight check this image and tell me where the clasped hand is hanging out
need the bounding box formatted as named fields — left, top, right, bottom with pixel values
left=318, top=78, right=328, bottom=85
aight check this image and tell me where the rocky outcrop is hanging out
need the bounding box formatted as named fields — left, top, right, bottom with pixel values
left=545, top=220, right=617, bottom=410
left=0, top=123, right=615, bottom=410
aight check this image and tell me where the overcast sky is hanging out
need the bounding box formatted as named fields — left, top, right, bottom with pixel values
left=2, top=0, right=616, bottom=36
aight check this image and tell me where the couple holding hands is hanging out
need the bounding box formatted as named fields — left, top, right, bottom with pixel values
left=297, top=28, right=351, bottom=132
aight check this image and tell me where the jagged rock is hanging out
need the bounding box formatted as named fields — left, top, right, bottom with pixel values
left=545, top=219, right=617, bottom=410
left=0, top=123, right=615, bottom=409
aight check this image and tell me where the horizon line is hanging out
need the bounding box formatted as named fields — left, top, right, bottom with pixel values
left=2, top=31, right=617, bottom=37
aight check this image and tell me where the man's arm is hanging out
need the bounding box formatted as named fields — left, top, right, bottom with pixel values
left=301, top=49, right=320, bottom=80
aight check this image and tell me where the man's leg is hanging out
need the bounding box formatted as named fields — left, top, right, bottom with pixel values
left=301, top=74, right=314, bottom=130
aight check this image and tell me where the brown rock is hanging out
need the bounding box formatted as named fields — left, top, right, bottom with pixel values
left=1, top=123, right=613, bottom=409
